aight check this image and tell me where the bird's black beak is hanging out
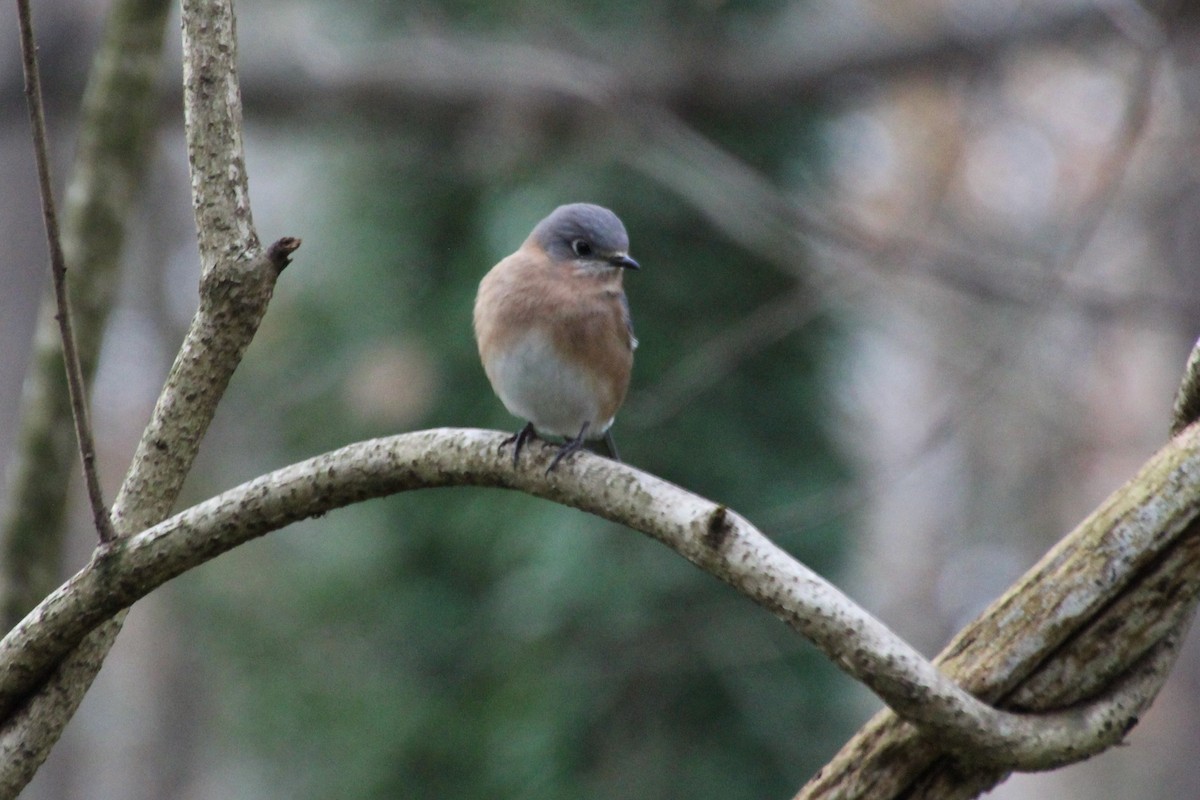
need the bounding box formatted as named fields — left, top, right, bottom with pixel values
left=610, top=253, right=640, bottom=270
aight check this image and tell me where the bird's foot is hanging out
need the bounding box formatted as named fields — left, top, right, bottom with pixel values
left=547, top=423, right=590, bottom=474
left=500, top=422, right=537, bottom=467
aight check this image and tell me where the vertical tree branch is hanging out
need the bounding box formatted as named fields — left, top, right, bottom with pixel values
left=0, top=0, right=173, bottom=793
left=0, top=0, right=293, bottom=792
left=2, top=0, right=172, bottom=629
left=110, top=0, right=282, bottom=535
left=15, top=0, right=115, bottom=546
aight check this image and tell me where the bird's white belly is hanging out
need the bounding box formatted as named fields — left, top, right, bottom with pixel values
left=486, top=330, right=610, bottom=439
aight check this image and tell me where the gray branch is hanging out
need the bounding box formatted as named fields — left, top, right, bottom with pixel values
left=0, top=427, right=1195, bottom=775
left=0, top=0, right=171, bottom=629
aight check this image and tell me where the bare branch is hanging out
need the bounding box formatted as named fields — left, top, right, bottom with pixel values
left=1, top=0, right=172, bottom=630
left=630, top=109, right=1200, bottom=330
left=798, top=427, right=1200, bottom=798
left=0, top=239, right=290, bottom=792
left=0, top=426, right=1197, bottom=773
left=0, top=0, right=288, bottom=791
left=181, top=0, right=259, bottom=273
left=0, top=617, right=119, bottom=799
left=108, top=0, right=294, bottom=537
left=16, top=0, right=115, bottom=544
left=113, top=0, right=281, bottom=534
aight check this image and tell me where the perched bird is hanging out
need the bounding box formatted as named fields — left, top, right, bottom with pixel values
left=474, top=203, right=639, bottom=473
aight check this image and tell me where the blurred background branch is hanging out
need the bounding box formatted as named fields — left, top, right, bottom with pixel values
left=207, top=2, right=1160, bottom=120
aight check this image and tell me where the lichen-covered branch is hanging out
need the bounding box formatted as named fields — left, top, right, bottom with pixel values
left=798, top=429, right=1200, bottom=798
left=800, top=291, right=1200, bottom=800
left=0, top=426, right=1196, bottom=775
left=180, top=0, right=259, bottom=275
left=112, top=0, right=277, bottom=534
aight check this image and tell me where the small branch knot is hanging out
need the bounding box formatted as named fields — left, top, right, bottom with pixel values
left=704, top=504, right=733, bottom=550
left=1171, top=335, right=1200, bottom=436
left=266, top=236, right=301, bottom=273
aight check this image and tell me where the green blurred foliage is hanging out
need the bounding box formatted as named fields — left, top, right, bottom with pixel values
left=183, top=3, right=861, bottom=797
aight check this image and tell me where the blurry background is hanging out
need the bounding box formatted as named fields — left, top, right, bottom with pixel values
left=3, top=0, right=1200, bottom=798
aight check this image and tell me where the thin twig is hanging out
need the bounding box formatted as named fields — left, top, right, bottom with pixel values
left=628, top=286, right=822, bottom=427
left=16, top=0, right=115, bottom=543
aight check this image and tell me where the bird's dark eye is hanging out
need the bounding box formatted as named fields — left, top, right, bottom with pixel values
left=571, top=239, right=592, bottom=257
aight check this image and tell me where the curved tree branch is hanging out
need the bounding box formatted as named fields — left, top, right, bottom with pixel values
left=799, top=399, right=1200, bottom=797
left=1, top=426, right=1198, bottom=773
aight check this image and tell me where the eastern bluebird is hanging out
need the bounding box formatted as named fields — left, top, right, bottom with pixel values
left=474, top=203, right=639, bottom=473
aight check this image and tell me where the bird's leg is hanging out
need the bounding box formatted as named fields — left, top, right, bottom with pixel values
left=547, top=422, right=590, bottom=474
left=500, top=421, right=538, bottom=467
left=601, top=430, right=621, bottom=463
